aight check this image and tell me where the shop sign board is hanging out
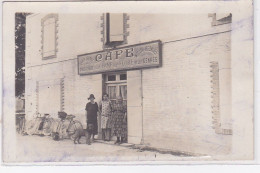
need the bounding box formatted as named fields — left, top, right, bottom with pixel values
left=78, top=40, right=162, bottom=75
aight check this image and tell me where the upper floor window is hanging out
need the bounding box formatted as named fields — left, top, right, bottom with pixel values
left=41, top=14, right=58, bottom=59
left=101, top=13, right=129, bottom=49
left=208, top=13, right=232, bottom=26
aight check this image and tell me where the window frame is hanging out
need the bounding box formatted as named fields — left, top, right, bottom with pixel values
left=105, top=72, right=127, bottom=105
left=105, top=72, right=127, bottom=84
left=101, top=13, right=129, bottom=49
left=41, top=14, right=58, bottom=60
left=208, top=13, right=232, bottom=26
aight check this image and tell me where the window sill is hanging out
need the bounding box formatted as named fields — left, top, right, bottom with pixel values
left=104, top=41, right=125, bottom=49
left=212, top=20, right=231, bottom=26
left=42, top=55, right=56, bottom=60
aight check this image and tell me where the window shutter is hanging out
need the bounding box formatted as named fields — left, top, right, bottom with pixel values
left=38, top=79, right=61, bottom=118
left=109, top=13, right=124, bottom=42
left=43, top=17, right=56, bottom=57
left=104, top=13, right=109, bottom=44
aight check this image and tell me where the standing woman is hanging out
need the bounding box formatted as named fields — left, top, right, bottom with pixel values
left=112, top=96, right=127, bottom=144
left=85, top=94, right=98, bottom=143
left=99, top=93, right=113, bottom=141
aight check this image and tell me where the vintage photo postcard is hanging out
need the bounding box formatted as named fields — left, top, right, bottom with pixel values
left=2, top=1, right=254, bottom=164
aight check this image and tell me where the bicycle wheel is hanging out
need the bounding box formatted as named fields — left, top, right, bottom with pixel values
left=43, top=118, right=55, bottom=136
left=25, top=119, right=37, bottom=136
left=19, top=117, right=25, bottom=134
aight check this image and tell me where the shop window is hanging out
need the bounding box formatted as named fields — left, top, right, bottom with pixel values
left=41, top=14, right=58, bottom=59
left=101, top=13, right=129, bottom=49
left=208, top=13, right=232, bottom=26
left=119, top=85, right=127, bottom=100
left=104, top=73, right=127, bottom=106
left=107, top=86, right=117, bottom=100
left=120, top=74, right=127, bottom=80
left=108, top=75, right=116, bottom=81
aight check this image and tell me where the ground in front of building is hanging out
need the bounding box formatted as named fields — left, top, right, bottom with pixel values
left=15, top=134, right=209, bottom=162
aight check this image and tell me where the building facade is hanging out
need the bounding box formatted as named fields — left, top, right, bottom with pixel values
left=25, top=13, right=233, bottom=156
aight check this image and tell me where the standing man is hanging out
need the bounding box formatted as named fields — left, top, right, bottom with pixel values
left=99, top=93, right=113, bottom=141
left=85, top=94, right=98, bottom=144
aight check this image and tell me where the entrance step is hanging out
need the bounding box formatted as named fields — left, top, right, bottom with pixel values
left=94, top=139, right=135, bottom=147
left=94, top=139, right=203, bottom=157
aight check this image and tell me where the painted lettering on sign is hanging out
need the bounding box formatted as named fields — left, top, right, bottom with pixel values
left=78, top=40, right=161, bottom=75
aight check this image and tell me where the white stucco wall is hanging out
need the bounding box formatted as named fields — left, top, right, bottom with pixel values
left=25, top=13, right=234, bottom=156
left=141, top=32, right=231, bottom=156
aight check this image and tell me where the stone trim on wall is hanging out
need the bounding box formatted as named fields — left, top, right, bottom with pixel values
left=208, top=13, right=232, bottom=26
left=60, top=78, right=65, bottom=112
left=210, top=61, right=232, bottom=135
left=36, top=81, right=39, bottom=113
left=100, top=14, right=105, bottom=46
left=123, top=13, right=130, bottom=45
left=100, top=13, right=129, bottom=49
left=41, top=13, right=59, bottom=60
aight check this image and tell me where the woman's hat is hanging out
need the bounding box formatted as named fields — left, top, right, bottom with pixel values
left=88, top=94, right=95, bottom=100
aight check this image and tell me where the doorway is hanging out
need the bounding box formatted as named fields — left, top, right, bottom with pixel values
left=104, top=72, right=127, bottom=142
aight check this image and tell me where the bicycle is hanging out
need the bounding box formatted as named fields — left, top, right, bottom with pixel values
left=25, top=112, right=56, bottom=136
left=51, top=111, right=84, bottom=141
left=16, top=113, right=25, bottom=134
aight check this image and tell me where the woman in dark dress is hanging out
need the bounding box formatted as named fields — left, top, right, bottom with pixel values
left=112, top=96, right=127, bottom=144
left=85, top=94, right=98, bottom=144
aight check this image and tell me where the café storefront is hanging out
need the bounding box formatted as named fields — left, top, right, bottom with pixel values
left=77, top=40, right=162, bottom=142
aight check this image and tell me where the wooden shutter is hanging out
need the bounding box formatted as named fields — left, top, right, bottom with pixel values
left=109, top=13, right=124, bottom=42
left=43, top=17, right=56, bottom=57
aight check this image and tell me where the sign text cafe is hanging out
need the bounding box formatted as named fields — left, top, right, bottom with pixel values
left=78, top=40, right=162, bottom=75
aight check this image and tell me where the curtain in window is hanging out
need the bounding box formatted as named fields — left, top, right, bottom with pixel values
left=108, top=86, right=117, bottom=100
left=119, top=85, right=127, bottom=100
left=119, top=85, right=127, bottom=107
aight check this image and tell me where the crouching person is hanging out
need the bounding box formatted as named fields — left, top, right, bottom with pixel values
left=85, top=94, right=98, bottom=145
